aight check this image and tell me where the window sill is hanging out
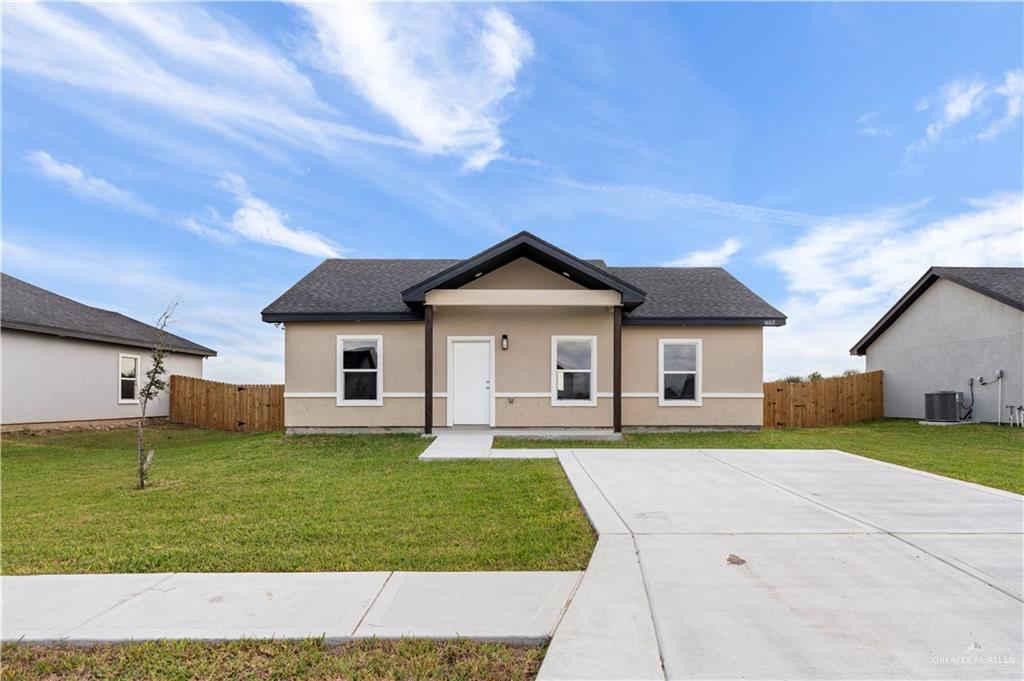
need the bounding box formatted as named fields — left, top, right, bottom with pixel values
left=551, top=398, right=598, bottom=407
left=336, top=399, right=384, bottom=407
left=658, top=399, right=703, bottom=407
left=118, top=399, right=139, bottom=405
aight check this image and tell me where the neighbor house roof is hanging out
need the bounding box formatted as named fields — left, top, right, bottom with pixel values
left=850, top=266, right=1024, bottom=355
left=1, top=273, right=217, bottom=356
left=262, top=232, right=785, bottom=326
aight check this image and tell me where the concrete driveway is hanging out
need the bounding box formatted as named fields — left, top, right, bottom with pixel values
left=549, top=448, right=1022, bottom=680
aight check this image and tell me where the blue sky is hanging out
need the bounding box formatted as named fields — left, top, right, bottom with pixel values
left=3, top=2, right=1022, bottom=382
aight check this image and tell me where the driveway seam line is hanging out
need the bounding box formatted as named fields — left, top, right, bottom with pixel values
left=828, top=449, right=1024, bottom=501
left=60, top=572, right=177, bottom=641
left=631, top=534, right=669, bottom=680
left=699, top=450, right=1024, bottom=603
left=546, top=570, right=586, bottom=639
left=350, top=571, right=393, bottom=637
left=570, top=450, right=635, bottom=535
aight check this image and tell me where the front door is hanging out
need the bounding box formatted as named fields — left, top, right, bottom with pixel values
left=451, top=341, right=491, bottom=425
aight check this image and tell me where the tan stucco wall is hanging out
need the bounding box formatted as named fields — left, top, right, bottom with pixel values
left=463, top=257, right=584, bottom=290
left=0, top=329, right=205, bottom=425
left=283, top=315, right=764, bottom=428
left=622, top=325, right=763, bottom=393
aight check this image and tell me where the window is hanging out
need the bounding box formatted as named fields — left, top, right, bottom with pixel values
left=337, top=335, right=383, bottom=405
left=552, top=336, right=597, bottom=406
left=659, top=339, right=701, bottom=406
left=118, top=354, right=139, bottom=404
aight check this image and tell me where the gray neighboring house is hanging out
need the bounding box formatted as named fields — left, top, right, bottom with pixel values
left=1, top=273, right=216, bottom=426
left=851, top=267, right=1024, bottom=423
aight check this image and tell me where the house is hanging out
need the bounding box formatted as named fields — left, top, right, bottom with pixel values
left=262, top=232, right=784, bottom=434
left=851, top=267, right=1024, bottom=423
left=1, top=273, right=216, bottom=427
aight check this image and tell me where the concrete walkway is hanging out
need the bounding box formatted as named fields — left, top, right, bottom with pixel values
left=2, top=571, right=582, bottom=643
left=541, top=448, right=1023, bottom=680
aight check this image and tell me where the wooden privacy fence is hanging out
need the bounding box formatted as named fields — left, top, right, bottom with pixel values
left=169, top=375, right=284, bottom=432
left=763, top=370, right=883, bottom=429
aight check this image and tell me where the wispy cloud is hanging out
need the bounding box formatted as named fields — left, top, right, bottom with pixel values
left=218, top=174, right=341, bottom=258
left=664, top=237, right=743, bottom=267
left=979, top=70, right=1024, bottom=140
left=909, top=70, right=1023, bottom=152
left=25, top=150, right=156, bottom=216
left=764, top=192, right=1023, bottom=378
left=855, top=111, right=892, bottom=137
left=553, top=176, right=826, bottom=227
left=2, top=2, right=409, bottom=159
left=24, top=148, right=338, bottom=258
left=295, top=3, right=534, bottom=170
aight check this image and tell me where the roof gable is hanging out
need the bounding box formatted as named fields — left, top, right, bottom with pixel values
left=400, top=231, right=647, bottom=310
left=850, top=267, right=1024, bottom=355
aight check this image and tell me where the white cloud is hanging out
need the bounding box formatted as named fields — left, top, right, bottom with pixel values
left=553, top=177, right=825, bottom=227
left=855, top=111, right=892, bottom=137
left=979, top=70, right=1024, bottom=140
left=218, top=174, right=341, bottom=258
left=25, top=150, right=155, bottom=216
left=910, top=70, right=1023, bottom=151
left=2, top=2, right=408, bottom=159
left=764, top=193, right=1023, bottom=378
left=2, top=238, right=284, bottom=383
left=295, top=3, right=534, bottom=170
left=664, top=238, right=743, bottom=267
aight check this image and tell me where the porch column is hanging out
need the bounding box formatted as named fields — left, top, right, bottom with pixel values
left=424, top=304, right=433, bottom=435
left=613, top=306, right=622, bottom=433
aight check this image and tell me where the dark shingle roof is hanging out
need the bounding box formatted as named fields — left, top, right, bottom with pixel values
left=606, top=267, right=785, bottom=321
left=851, top=266, right=1024, bottom=355
left=263, top=260, right=459, bottom=318
left=262, top=259, right=785, bottom=325
left=1, top=273, right=216, bottom=356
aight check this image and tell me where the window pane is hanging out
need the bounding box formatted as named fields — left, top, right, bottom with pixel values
left=120, top=356, right=137, bottom=379
left=664, top=373, right=696, bottom=400
left=556, top=341, right=591, bottom=370
left=120, top=378, right=136, bottom=401
left=343, top=340, right=378, bottom=369
left=344, top=371, right=378, bottom=400
left=557, top=371, right=591, bottom=401
left=664, top=344, right=697, bottom=372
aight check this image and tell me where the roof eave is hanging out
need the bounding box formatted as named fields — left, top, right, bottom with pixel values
left=622, top=316, right=787, bottom=327
left=850, top=269, right=938, bottom=355
left=261, top=311, right=423, bottom=323
left=0, top=320, right=217, bottom=357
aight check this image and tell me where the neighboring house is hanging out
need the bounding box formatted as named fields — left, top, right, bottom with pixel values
left=1, top=273, right=216, bottom=426
left=851, top=267, right=1024, bottom=423
left=262, top=231, right=785, bottom=434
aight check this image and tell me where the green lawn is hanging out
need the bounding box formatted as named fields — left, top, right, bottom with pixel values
left=0, top=640, right=544, bottom=681
left=496, top=419, right=1024, bottom=494
left=1, top=427, right=594, bottom=575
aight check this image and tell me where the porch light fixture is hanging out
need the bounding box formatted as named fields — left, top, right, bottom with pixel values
left=501, top=334, right=509, bottom=350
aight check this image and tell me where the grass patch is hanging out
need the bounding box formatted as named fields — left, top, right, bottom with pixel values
left=495, top=419, right=1024, bottom=494
left=1, top=426, right=594, bottom=575
left=0, top=639, right=544, bottom=681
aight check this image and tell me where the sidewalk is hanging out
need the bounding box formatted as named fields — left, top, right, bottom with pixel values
left=2, top=570, right=582, bottom=644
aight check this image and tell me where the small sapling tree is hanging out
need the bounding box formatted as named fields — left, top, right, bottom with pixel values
left=136, top=299, right=179, bottom=490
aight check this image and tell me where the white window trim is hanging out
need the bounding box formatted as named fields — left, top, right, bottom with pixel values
left=445, top=336, right=496, bottom=427
left=118, top=353, right=140, bottom=405
left=659, top=338, right=702, bottom=407
left=336, top=335, right=383, bottom=406
left=551, top=335, right=598, bottom=407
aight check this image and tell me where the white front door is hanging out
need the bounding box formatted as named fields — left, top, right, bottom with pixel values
left=451, top=341, right=491, bottom=425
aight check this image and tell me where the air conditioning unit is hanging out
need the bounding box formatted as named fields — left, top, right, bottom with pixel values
left=925, top=392, right=961, bottom=422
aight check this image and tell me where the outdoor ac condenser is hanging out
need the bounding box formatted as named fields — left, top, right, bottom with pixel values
left=925, top=391, right=961, bottom=422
